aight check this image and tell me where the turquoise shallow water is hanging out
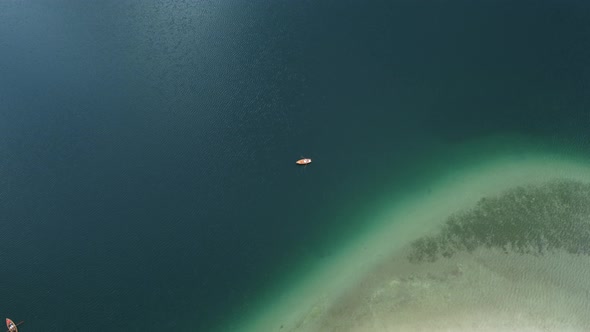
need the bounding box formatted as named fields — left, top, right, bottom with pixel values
left=1, top=1, right=590, bottom=331
left=233, top=137, right=590, bottom=331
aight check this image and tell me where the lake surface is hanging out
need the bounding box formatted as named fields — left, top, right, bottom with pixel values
left=1, top=1, right=590, bottom=331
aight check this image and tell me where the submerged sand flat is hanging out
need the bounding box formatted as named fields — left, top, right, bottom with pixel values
left=235, top=147, right=590, bottom=332
left=311, top=249, right=590, bottom=331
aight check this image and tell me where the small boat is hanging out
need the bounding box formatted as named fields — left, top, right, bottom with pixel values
left=296, top=158, right=312, bottom=165
left=6, top=318, right=18, bottom=332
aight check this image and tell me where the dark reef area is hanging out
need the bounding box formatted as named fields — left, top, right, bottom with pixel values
left=408, top=179, right=590, bottom=263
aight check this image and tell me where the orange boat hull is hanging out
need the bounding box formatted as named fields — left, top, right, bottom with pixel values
left=6, top=318, right=18, bottom=332
left=296, top=158, right=312, bottom=165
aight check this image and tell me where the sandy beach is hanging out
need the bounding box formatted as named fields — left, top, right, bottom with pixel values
left=235, top=147, right=590, bottom=332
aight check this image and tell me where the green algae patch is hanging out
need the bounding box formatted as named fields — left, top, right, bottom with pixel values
left=408, top=179, right=590, bottom=263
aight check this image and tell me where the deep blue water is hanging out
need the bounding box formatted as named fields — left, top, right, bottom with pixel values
left=1, top=0, right=590, bottom=331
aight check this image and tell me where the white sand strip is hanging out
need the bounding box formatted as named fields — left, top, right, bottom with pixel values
left=235, top=147, right=590, bottom=332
